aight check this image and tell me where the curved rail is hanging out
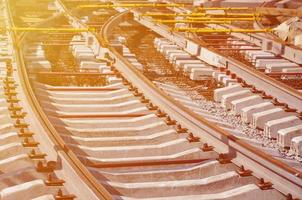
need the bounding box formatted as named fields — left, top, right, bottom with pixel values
left=101, top=9, right=302, bottom=198
left=8, top=0, right=302, bottom=198
left=7, top=0, right=113, bottom=199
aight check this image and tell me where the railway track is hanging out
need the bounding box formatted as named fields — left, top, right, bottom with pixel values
left=134, top=9, right=302, bottom=113
left=0, top=1, right=84, bottom=199
left=99, top=4, right=302, bottom=164
left=2, top=0, right=114, bottom=199
left=2, top=0, right=302, bottom=199
left=107, top=4, right=302, bottom=161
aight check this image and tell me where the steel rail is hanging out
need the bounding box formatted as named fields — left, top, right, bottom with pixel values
left=8, top=27, right=93, bottom=32
left=101, top=10, right=302, bottom=198
left=7, top=0, right=113, bottom=199
left=30, top=71, right=115, bottom=76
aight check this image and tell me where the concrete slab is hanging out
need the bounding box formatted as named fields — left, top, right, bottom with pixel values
left=62, top=129, right=180, bottom=147
left=41, top=99, right=147, bottom=113
left=217, top=74, right=229, bottom=83
left=214, top=85, right=244, bottom=102
left=92, top=160, right=236, bottom=182
left=174, top=60, right=202, bottom=70
left=231, top=95, right=264, bottom=115
left=241, top=102, right=275, bottom=123
left=108, top=77, right=122, bottom=84
left=221, top=90, right=252, bottom=110
left=190, top=68, right=214, bottom=80
left=264, top=116, right=302, bottom=138
left=252, top=108, right=291, bottom=130
left=0, top=179, right=58, bottom=200
left=222, top=77, right=237, bottom=86
left=80, top=61, right=107, bottom=70
left=291, top=136, right=302, bottom=156
left=102, top=171, right=253, bottom=198
left=183, top=63, right=207, bottom=73
left=255, top=59, right=289, bottom=70
left=282, top=67, right=302, bottom=73
left=278, top=124, right=302, bottom=147
left=83, top=148, right=216, bottom=166
left=265, top=62, right=299, bottom=73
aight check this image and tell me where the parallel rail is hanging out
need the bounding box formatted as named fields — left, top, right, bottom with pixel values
left=101, top=10, right=302, bottom=198
left=135, top=14, right=302, bottom=112
left=8, top=0, right=113, bottom=199
left=9, top=1, right=302, bottom=199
